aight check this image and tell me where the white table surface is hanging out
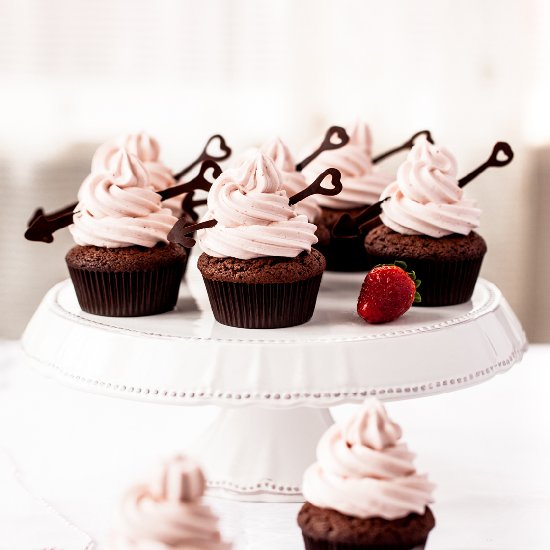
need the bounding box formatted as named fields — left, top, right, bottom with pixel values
left=0, top=340, right=548, bottom=550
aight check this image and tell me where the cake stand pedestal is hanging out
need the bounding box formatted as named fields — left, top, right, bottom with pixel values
left=21, top=267, right=527, bottom=502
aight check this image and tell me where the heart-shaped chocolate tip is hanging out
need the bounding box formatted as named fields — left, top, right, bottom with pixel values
left=328, top=126, right=348, bottom=147
left=490, top=142, right=514, bottom=166
left=459, top=141, right=514, bottom=188
left=289, top=168, right=343, bottom=206
left=296, top=126, right=350, bottom=171
left=205, top=134, right=231, bottom=161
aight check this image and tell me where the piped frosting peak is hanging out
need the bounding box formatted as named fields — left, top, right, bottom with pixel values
left=302, top=121, right=392, bottom=209
left=302, top=398, right=434, bottom=520
left=260, top=138, right=321, bottom=222
left=70, top=149, right=178, bottom=248
left=108, top=455, right=231, bottom=550
left=197, top=152, right=318, bottom=259
left=380, top=137, right=481, bottom=237
left=92, top=132, right=181, bottom=216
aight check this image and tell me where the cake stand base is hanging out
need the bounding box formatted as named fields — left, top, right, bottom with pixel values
left=194, top=406, right=333, bottom=502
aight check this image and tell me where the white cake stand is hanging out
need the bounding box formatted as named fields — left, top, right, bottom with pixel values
left=21, top=263, right=527, bottom=502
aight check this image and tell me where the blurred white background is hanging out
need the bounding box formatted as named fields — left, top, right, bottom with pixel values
left=1, top=0, right=549, bottom=340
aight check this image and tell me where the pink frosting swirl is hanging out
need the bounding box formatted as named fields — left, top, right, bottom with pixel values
left=197, top=152, right=318, bottom=259
left=302, top=399, right=435, bottom=520
left=302, top=121, right=393, bottom=210
left=261, top=138, right=321, bottom=222
left=380, top=138, right=481, bottom=237
left=70, top=150, right=178, bottom=248
left=92, top=132, right=182, bottom=217
left=108, top=456, right=231, bottom=550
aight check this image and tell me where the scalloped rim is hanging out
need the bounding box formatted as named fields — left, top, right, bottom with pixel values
left=22, top=343, right=526, bottom=407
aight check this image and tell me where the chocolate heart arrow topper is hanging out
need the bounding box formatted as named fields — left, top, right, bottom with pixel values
left=172, top=134, right=231, bottom=181
left=288, top=167, right=343, bottom=206
left=458, top=141, right=514, bottom=188
left=158, top=159, right=222, bottom=201
left=168, top=168, right=344, bottom=249
left=295, top=126, right=350, bottom=172
left=181, top=191, right=207, bottom=222
left=332, top=141, right=515, bottom=240
left=24, top=206, right=78, bottom=244
left=25, top=159, right=222, bottom=243
left=372, top=129, right=434, bottom=164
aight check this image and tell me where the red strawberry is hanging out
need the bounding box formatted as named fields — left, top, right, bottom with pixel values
left=357, top=261, right=421, bottom=324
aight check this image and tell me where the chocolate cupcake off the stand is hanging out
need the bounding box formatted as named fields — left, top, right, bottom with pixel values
left=25, top=151, right=222, bottom=317
left=356, top=138, right=514, bottom=306
left=107, top=455, right=232, bottom=549
left=302, top=121, right=433, bottom=272
left=298, top=398, right=435, bottom=550
left=169, top=152, right=343, bottom=329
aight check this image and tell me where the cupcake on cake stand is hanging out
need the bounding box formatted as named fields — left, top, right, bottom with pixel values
left=22, top=134, right=526, bottom=502
left=21, top=261, right=526, bottom=502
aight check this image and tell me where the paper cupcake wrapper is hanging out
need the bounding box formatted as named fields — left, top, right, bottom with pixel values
left=302, top=536, right=426, bottom=550
left=68, top=259, right=186, bottom=317
left=201, top=274, right=323, bottom=329
left=365, top=253, right=485, bottom=307
left=315, top=235, right=371, bottom=272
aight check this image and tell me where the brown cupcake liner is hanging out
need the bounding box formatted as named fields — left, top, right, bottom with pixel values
left=201, top=274, right=323, bottom=328
left=365, top=253, right=485, bottom=307
left=302, top=534, right=426, bottom=549
left=67, top=259, right=186, bottom=317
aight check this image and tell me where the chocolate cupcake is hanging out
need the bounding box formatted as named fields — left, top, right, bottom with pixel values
left=298, top=398, right=436, bottom=550
left=67, top=150, right=187, bottom=316
left=198, top=250, right=325, bottom=329
left=106, top=455, right=232, bottom=549
left=363, top=138, right=513, bottom=306
left=364, top=226, right=487, bottom=307
left=302, top=121, right=393, bottom=271
left=180, top=152, right=338, bottom=329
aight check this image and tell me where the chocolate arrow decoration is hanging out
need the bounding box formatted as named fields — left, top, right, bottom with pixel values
left=172, top=134, right=231, bottom=181
left=288, top=168, right=343, bottom=206
left=25, top=160, right=222, bottom=243
left=168, top=219, right=218, bottom=248
left=295, top=126, right=349, bottom=172
left=181, top=191, right=207, bottom=222
left=25, top=207, right=78, bottom=243
left=372, top=130, right=434, bottom=164
left=459, top=141, right=514, bottom=188
left=331, top=198, right=389, bottom=239
left=159, top=159, right=221, bottom=200
left=27, top=202, right=77, bottom=228
left=169, top=168, right=344, bottom=247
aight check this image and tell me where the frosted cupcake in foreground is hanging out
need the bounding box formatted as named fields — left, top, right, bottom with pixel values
left=107, top=455, right=231, bottom=549
left=298, top=399, right=435, bottom=550
left=363, top=138, right=514, bottom=306
left=66, top=150, right=186, bottom=316
left=168, top=152, right=343, bottom=328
